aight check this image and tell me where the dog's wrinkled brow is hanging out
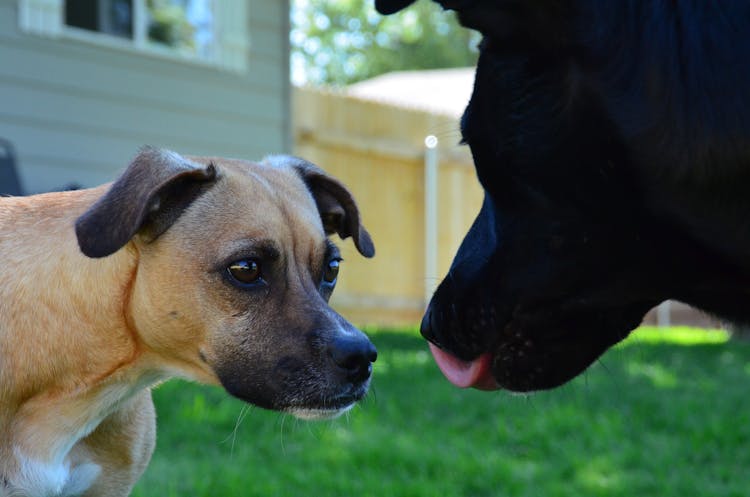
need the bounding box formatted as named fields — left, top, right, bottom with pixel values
left=250, top=239, right=281, bottom=261
left=219, top=238, right=281, bottom=267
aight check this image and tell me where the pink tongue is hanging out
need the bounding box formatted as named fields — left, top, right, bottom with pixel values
left=428, top=343, right=500, bottom=390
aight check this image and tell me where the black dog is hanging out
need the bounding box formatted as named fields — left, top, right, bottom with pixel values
left=375, top=0, right=750, bottom=392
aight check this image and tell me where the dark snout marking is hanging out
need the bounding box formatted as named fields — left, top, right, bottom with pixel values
left=327, top=334, right=378, bottom=383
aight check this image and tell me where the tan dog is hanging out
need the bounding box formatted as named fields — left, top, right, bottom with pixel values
left=0, top=148, right=376, bottom=497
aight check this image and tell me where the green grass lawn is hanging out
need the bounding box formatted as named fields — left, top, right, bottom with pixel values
left=132, top=327, right=750, bottom=497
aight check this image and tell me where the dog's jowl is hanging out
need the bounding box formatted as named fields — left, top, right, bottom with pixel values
left=0, top=147, right=376, bottom=497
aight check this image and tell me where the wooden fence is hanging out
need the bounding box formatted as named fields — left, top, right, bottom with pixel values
left=293, top=86, right=483, bottom=326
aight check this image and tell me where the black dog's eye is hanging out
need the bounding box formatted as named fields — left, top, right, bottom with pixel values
left=227, top=259, right=262, bottom=285
left=323, top=258, right=340, bottom=284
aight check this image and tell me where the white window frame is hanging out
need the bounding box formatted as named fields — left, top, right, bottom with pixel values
left=18, top=0, right=250, bottom=73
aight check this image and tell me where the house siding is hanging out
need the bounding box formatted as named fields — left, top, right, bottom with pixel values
left=0, top=0, right=290, bottom=193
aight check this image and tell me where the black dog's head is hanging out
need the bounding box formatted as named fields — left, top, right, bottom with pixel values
left=377, top=0, right=750, bottom=391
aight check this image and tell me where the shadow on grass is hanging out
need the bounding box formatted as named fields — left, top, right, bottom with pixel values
left=133, top=329, right=750, bottom=497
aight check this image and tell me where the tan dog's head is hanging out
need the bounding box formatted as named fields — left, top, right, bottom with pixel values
left=75, top=147, right=376, bottom=419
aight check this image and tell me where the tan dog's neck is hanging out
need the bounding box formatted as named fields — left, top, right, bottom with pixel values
left=0, top=189, right=160, bottom=487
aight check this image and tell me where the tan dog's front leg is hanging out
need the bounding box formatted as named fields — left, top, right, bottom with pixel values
left=72, top=391, right=156, bottom=497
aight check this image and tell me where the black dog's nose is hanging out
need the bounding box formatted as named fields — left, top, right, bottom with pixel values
left=328, top=335, right=377, bottom=383
left=421, top=302, right=441, bottom=346
left=420, top=304, right=432, bottom=339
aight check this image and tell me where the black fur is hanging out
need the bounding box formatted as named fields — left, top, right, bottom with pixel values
left=377, top=1, right=750, bottom=391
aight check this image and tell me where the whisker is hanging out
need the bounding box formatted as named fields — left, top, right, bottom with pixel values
left=368, top=383, right=378, bottom=406
left=279, top=413, right=289, bottom=455
left=222, top=404, right=252, bottom=459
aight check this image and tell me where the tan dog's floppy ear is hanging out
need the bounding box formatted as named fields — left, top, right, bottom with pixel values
left=272, top=156, right=375, bottom=258
left=76, top=146, right=217, bottom=258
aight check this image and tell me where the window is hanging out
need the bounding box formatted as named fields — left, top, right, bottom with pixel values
left=18, top=0, right=249, bottom=72
left=65, top=0, right=134, bottom=40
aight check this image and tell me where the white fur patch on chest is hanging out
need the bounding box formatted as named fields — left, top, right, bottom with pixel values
left=3, top=450, right=100, bottom=497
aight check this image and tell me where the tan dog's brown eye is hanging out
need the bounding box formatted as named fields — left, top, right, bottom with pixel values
left=323, top=259, right=340, bottom=284
left=228, top=259, right=261, bottom=285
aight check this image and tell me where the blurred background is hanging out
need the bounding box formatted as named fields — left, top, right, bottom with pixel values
left=2, top=1, right=748, bottom=496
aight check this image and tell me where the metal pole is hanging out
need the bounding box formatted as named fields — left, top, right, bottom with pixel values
left=656, top=300, right=671, bottom=328
left=424, top=135, right=439, bottom=305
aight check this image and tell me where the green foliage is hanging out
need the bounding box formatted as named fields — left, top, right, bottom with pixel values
left=291, top=0, right=479, bottom=86
left=147, top=0, right=195, bottom=49
left=133, top=327, right=750, bottom=497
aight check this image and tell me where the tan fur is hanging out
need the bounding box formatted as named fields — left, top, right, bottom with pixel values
left=0, top=153, right=372, bottom=497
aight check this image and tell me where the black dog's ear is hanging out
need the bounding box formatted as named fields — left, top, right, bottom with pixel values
left=375, top=0, right=418, bottom=14
left=272, top=156, right=375, bottom=258
left=439, top=0, right=570, bottom=43
left=376, top=0, right=478, bottom=15
left=76, top=146, right=217, bottom=258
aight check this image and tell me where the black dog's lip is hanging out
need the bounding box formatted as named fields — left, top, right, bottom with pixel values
left=486, top=305, right=642, bottom=392
left=425, top=297, right=641, bottom=392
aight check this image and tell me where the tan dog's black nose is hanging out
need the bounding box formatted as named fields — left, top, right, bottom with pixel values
left=328, top=335, right=377, bottom=383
